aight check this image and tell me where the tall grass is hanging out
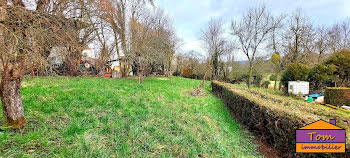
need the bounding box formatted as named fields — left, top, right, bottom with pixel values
left=0, top=76, right=261, bottom=157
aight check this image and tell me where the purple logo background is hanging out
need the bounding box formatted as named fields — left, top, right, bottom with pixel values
left=296, top=130, right=345, bottom=143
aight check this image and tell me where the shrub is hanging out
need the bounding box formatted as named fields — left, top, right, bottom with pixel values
left=308, top=64, right=336, bottom=91
left=233, top=73, right=249, bottom=83
left=181, top=66, right=192, bottom=78
left=269, top=74, right=279, bottom=89
left=281, top=63, right=309, bottom=88
left=271, top=53, right=280, bottom=64
left=229, top=71, right=263, bottom=86
left=324, top=49, right=350, bottom=87
left=269, top=74, right=278, bottom=81
left=325, top=87, right=350, bottom=107
left=173, top=70, right=181, bottom=76
left=253, top=74, right=263, bottom=87
left=212, top=80, right=350, bottom=157
left=190, top=73, right=200, bottom=79
left=262, top=81, right=270, bottom=88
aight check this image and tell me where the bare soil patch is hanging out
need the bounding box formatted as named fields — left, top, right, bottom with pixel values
left=190, top=87, right=206, bottom=97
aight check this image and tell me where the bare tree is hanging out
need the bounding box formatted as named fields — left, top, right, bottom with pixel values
left=159, top=25, right=182, bottom=84
left=283, top=10, right=314, bottom=64
left=201, top=18, right=231, bottom=81
left=0, top=0, right=89, bottom=129
left=95, top=0, right=154, bottom=77
left=267, top=14, right=285, bottom=89
left=231, top=5, right=282, bottom=88
left=327, top=23, right=342, bottom=53
left=0, top=2, right=29, bottom=129
left=97, top=0, right=129, bottom=76
left=314, top=26, right=329, bottom=63
left=129, top=8, right=174, bottom=84
left=340, top=18, right=350, bottom=49
left=87, top=4, right=114, bottom=74
left=269, top=20, right=285, bottom=55
left=328, top=18, right=350, bottom=53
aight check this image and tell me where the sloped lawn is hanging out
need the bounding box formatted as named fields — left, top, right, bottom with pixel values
left=0, top=76, right=261, bottom=157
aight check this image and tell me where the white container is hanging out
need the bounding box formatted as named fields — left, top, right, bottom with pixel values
left=288, top=81, right=309, bottom=95
left=315, top=96, right=325, bottom=104
left=341, top=106, right=350, bottom=111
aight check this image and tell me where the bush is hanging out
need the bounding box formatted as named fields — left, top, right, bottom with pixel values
left=269, top=74, right=279, bottom=89
left=325, top=87, right=350, bottom=107
left=231, top=73, right=263, bottom=86
left=281, top=63, right=309, bottom=88
left=190, top=74, right=196, bottom=79
left=181, top=66, right=192, bottom=78
left=173, top=70, right=181, bottom=76
left=269, top=74, right=278, bottom=81
left=212, top=80, right=350, bottom=157
left=324, top=49, right=350, bottom=87
left=262, top=81, right=270, bottom=88
left=253, top=74, right=263, bottom=87
left=193, top=73, right=206, bottom=80
left=231, top=73, right=249, bottom=84
left=308, top=64, right=336, bottom=91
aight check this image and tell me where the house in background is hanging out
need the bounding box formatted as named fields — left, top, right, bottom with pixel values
left=47, top=46, right=68, bottom=68
left=47, top=47, right=99, bottom=74
left=106, top=56, right=133, bottom=77
left=80, top=49, right=98, bottom=73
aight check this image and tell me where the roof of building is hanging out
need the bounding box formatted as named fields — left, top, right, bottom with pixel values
left=299, top=120, right=342, bottom=130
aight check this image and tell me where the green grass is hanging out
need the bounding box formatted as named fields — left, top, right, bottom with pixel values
left=0, top=76, right=261, bottom=157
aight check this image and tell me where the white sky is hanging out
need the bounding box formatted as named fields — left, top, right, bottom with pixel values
left=155, top=0, right=350, bottom=60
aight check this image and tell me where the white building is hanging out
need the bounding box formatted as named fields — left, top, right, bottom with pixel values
left=288, top=81, right=309, bottom=95
left=48, top=46, right=68, bottom=68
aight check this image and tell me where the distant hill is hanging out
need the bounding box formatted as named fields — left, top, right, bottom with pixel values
left=236, top=60, right=248, bottom=65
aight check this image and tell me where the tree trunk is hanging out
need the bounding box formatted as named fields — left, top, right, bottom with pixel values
left=212, top=50, right=218, bottom=80
left=161, top=64, right=165, bottom=75
left=279, top=82, right=282, bottom=90
left=0, top=2, right=26, bottom=129
left=318, top=52, right=322, bottom=64
left=200, top=73, right=207, bottom=88
left=138, top=71, right=144, bottom=84
left=248, top=63, right=253, bottom=89
left=1, top=64, right=27, bottom=129
left=138, top=61, right=144, bottom=84
left=114, top=31, right=126, bottom=78
left=132, top=61, right=138, bottom=76
left=168, top=69, right=172, bottom=84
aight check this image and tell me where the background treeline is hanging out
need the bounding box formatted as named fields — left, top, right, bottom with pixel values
left=0, top=0, right=180, bottom=128
left=1, top=0, right=181, bottom=82
left=175, top=5, right=350, bottom=92
left=79, top=0, right=181, bottom=84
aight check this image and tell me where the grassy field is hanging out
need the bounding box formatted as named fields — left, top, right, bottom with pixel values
left=0, top=77, right=261, bottom=157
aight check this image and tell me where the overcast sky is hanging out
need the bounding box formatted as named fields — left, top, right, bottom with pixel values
left=155, top=0, right=350, bottom=60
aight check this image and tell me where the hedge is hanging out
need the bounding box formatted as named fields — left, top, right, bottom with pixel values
left=325, top=87, right=350, bottom=107
left=212, top=81, right=350, bottom=158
